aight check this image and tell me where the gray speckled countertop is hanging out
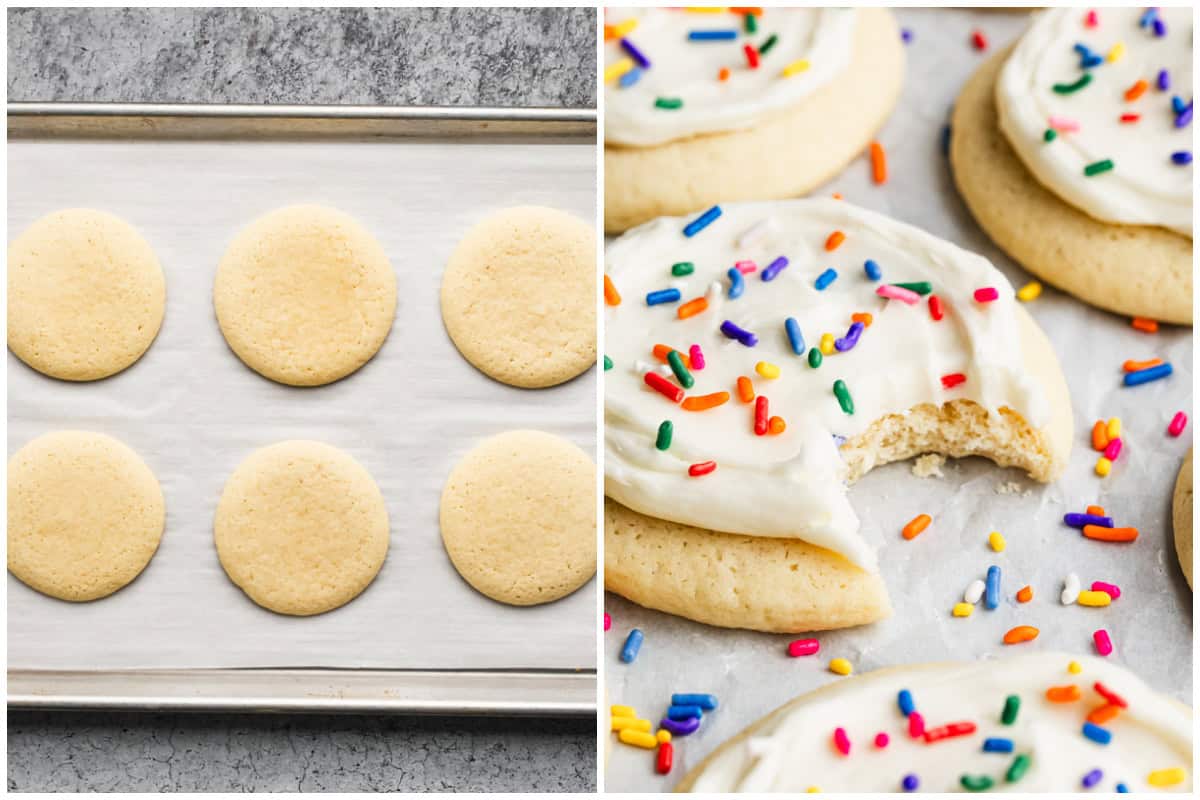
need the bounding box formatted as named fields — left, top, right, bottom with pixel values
left=6, top=7, right=595, bottom=793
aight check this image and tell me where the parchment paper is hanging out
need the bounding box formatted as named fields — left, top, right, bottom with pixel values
left=8, top=129, right=598, bottom=671
left=603, top=8, right=1193, bottom=790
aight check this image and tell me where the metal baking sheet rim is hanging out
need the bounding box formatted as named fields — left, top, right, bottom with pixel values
left=7, top=100, right=597, bottom=717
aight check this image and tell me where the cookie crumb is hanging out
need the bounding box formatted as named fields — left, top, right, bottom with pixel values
left=912, top=454, right=946, bottom=478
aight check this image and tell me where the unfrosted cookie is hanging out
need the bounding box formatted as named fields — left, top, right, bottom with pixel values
left=604, top=8, right=904, bottom=233
left=951, top=46, right=1192, bottom=325
left=8, top=431, right=165, bottom=601
left=8, top=209, right=165, bottom=381
left=1175, top=449, right=1192, bottom=589
left=214, top=205, right=397, bottom=386
left=440, top=430, right=596, bottom=605
left=214, top=440, right=389, bottom=616
left=440, top=207, right=596, bottom=389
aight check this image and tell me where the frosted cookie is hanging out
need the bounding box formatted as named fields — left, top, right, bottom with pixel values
left=439, top=430, right=595, bottom=605
left=8, top=431, right=165, bottom=601
left=440, top=207, right=596, bottom=389
left=215, top=441, right=389, bottom=616
left=677, top=653, right=1192, bottom=792
left=8, top=209, right=165, bottom=381
left=604, top=8, right=904, bottom=233
left=214, top=205, right=397, bottom=386
left=953, top=9, right=1192, bottom=324
left=604, top=199, right=1072, bottom=631
left=1174, top=449, right=1192, bottom=589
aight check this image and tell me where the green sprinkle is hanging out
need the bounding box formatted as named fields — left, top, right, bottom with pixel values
left=1001, top=694, right=1020, bottom=725
left=656, top=420, right=673, bottom=451
left=758, top=34, right=778, bottom=55
left=961, top=775, right=994, bottom=792
left=892, top=281, right=932, bottom=295
left=745, top=13, right=757, bottom=34
left=1052, top=73, right=1092, bottom=94
left=604, top=355, right=613, bottom=371
left=833, top=379, right=854, bottom=415
left=671, top=261, right=695, bottom=277
left=655, top=97, right=683, bottom=110
left=1084, top=158, right=1114, bottom=176
left=1006, top=754, right=1031, bottom=783
left=808, top=348, right=822, bottom=369
left=1043, top=128, right=1057, bottom=142
left=666, top=350, right=694, bottom=388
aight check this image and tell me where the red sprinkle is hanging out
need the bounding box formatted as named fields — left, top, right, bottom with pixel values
left=656, top=741, right=674, bottom=774
left=644, top=371, right=684, bottom=403
left=942, top=373, right=967, bottom=389
left=1120, top=113, right=1141, bottom=123
left=754, top=395, right=769, bottom=436
left=833, top=727, right=851, bottom=756
left=971, top=29, right=988, bottom=51
left=874, top=732, right=890, bottom=749
left=1094, top=682, right=1129, bottom=709
left=1085, top=9, right=1098, bottom=27
left=688, top=460, right=717, bottom=477
left=907, top=711, right=925, bottom=739
left=928, top=294, right=944, bottom=321
left=743, top=43, right=760, bottom=69
left=788, top=638, right=820, bottom=657
left=974, top=287, right=999, bottom=303
left=923, top=721, right=977, bottom=743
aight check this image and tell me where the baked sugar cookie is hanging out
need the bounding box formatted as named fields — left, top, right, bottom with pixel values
left=952, top=12, right=1192, bottom=325
left=8, top=431, right=165, bottom=601
left=214, top=205, right=397, bottom=386
left=8, top=209, right=165, bottom=381
left=604, top=199, right=1071, bottom=631
left=1175, top=449, right=1192, bottom=589
left=677, top=654, right=1192, bottom=792
left=604, top=8, right=904, bottom=233
left=439, top=430, right=595, bottom=605
left=440, top=207, right=596, bottom=389
left=215, top=440, right=389, bottom=616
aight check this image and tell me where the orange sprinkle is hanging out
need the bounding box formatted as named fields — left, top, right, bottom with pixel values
left=901, top=514, right=932, bottom=541
left=718, top=66, right=730, bottom=82
left=682, top=391, right=730, bottom=412
left=653, top=344, right=691, bottom=369
left=604, top=275, right=621, bottom=306
left=1091, top=420, right=1110, bottom=451
left=851, top=312, right=873, bottom=327
left=729, top=6, right=764, bottom=13
left=1123, top=358, right=1163, bottom=372
left=1003, top=625, right=1039, bottom=645
left=1124, top=79, right=1149, bottom=102
left=1086, top=505, right=1105, bottom=516
left=1131, top=317, right=1158, bottom=333
left=1083, top=525, right=1139, bottom=542
left=869, top=141, right=888, bottom=184
left=1046, top=684, right=1081, bottom=703
left=832, top=192, right=844, bottom=200
left=604, top=24, right=618, bottom=40
left=1088, top=703, right=1121, bottom=725
left=825, top=230, right=846, bottom=251
left=1016, top=585, right=1033, bottom=603
left=678, top=297, right=708, bottom=320
left=768, top=415, right=786, bottom=435
left=736, top=376, right=755, bottom=403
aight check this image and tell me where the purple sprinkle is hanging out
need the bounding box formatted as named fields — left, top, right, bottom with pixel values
left=1157, top=69, right=1171, bottom=91
left=619, top=37, right=651, bottom=69
left=1152, top=17, right=1166, bottom=37
left=1171, top=151, right=1193, bottom=165
left=720, top=320, right=758, bottom=347
left=1064, top=513, right=1114, bottom=529
left=834, top=321, right=865, bottom=352
left=761, top=256, right=790, bottom=282
left=1082, top=769, right=1103, bottom=789
left=1176, top=101, right=1193, bottom=129
left=660, top=716, right=701, bottom=736
left=901, top=28, right=913, bottom=43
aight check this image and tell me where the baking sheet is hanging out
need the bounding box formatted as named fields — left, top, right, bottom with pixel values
left=8, top=113, right=598, bottom=674
left=603, top=8, right=1193, bottom=790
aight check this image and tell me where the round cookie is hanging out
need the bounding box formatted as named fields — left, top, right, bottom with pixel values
left=951, top=46, right=1192, bottom=325
left=604, top=8, right=905, bottom=234
left=1175, top=449, right=1192, bottom=589
left=8, top=209, right=166, bottom=381
left=214, top=205, right=397, bottom=386
left=214, top=440, right=389, bottom=616
left=439, top=430, right=596, bottom=605
left=8, top=431, right=165, bottom=601
left=440, top=207, right=596, bottom=389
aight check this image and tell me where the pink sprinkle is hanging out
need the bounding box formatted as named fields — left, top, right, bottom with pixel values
left=1094, top=629, right=1113, bottom=656
left=974, top=287, right=999, bottom=303
left=874, top=732, right=890, bottom=749
left=1049, top=115, right=1080, bottom=132
left=1168, top=411, right=1188, bottom=436
left=1085, top=9, right=1098, bottom=27
left=604, top=612, right=611, bottom=631
left=833, top=727, right=851, bottom=756
left=876, top=285, right=920, bottom=305
left=1091, top=581, right=1121, bottom=600
left=689, top=344, right=705, bottom=371
left=735, top=260, right=758, bottom=274
left=1103, top=437, right=1122, bottom=461
left=908, top=711, right=925, bottom=739
left=788, top=638, right=820, bottom=657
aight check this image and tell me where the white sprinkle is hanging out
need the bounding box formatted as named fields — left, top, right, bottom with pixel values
left=633, top=359, right=656, bottom=375
left=1061, top=573, right=1081, bottom=605
left=737, top=216, right=775, bottom=249
left=964, top=579, right=986, bottom=605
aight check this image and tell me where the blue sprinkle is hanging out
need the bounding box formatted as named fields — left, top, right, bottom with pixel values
left=902, top=774, right=920, bottom=792
left=897, top=689, right=915, bottom=716
left=814, top=268, right=838, bottom=291
left=784, top=317, right=806, bottom=355
left=720, top=319, right=758, bottom=347
left=683, top=205, right=722, bottom=237
left=666, top=704, right=704, bottom=720
left=1064, top=513, right=1114, bottom=528
left=1082, top=722, right=1112, bottom=745
left=1117, top=783, right=1129, bottom=793
left=1171, top=95, right=1187, bottom=114
left=727, top=267, right=745, bottom=299
left=1157, top=69, right=1170, bottom=91
left=901, top=28, right=913, bottom=43
left=671, top=693, right=718, bottom=710
left=834, top=321, right=864, bottom=352
left=985, top=565, right=1001, bottom=610
left=620, top=629, right=644, bottom=663
left=1124, top=362, right=1172, bottom=386
left=1139, top=7, right=1157, bottom=27
left=864, top=259, right=882, bottom=281
left=620, top=37, right=651, bottom=69
left=618, top=67, right=643, bottom=89
left=1081, top=53, right=1103, bottom=68
left=1083, top=768, right=1104, bottom=788
left=688, top=29, right=738, bottom=41
left=982, top=737, right=1014, bottom=753
left=1171, top=151, right=1192, bottom=165
left=761, top=256, right=790, bottom=282
left=646, top=288, right=681, bottom=306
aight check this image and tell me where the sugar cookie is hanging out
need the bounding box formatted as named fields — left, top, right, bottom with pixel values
left=1175, top=449, right=1192, bottom=589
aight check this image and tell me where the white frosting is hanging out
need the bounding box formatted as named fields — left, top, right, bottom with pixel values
left=997, top=7, right=1193, bottom=236
left=604, top=200, right=1049, bottom=571
left=604, top=8, right=857, bottom=147
left=686, top=653, right=1192, bottom=792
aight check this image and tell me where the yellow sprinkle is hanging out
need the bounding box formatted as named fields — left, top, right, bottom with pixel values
left=1095, top=456, right=1112, bottom=477
left=782, top=59, right=811, bottom=78
left=953, top=602, right=974, bottom=617
left=820, top=333, right=835, bottom=355
left=1016, top=281, right=1042, bottom=302
left=612, top=18, right=638, bottom=37
left=1077, top=590, right=1112, bottom=607
left=1147, top=767, right=1186, bottom=787
left=1106, top=41, right=1126, bottom=62
left=685, top=5, right=726, bottom=11
left=610, top=704, right=635, bottom=718
left=755, top=361, right=781, bottom=379
left=829, top=657, right=853, bottom=676
left=618, top=728, right=659, bottom=749
left=611, top=716, right=651, bottom=732
left=605, top=58, right=634, bottom=84
left=1068, top=660, right=1082, bottom=674
left=656, top=729, right=671, bottom=744
left=806, top=787, right=820, bottom=794
left=989, top=531, right=1006, bottom=552
left=1106, top=417, right=1122, bottom=439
